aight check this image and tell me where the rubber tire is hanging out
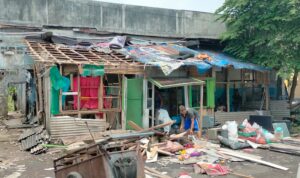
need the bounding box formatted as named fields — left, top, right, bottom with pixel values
left=67, top=172, right=83, bottom=178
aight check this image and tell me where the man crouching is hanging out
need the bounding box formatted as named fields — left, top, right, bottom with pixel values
left=179, top=105, right=200, bottom=135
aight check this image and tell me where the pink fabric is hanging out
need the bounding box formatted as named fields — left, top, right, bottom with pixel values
left=73, top=77, right=101, bottom=109
left=197, top=163, right=230, bottom=176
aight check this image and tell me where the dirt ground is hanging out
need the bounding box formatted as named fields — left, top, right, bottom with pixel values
left=0, top=127, right=57, bottom=178
left=0, top=116, right=299, bottom=178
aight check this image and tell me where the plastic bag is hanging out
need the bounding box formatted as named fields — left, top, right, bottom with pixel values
left=226, top=121, right=238, bottom=141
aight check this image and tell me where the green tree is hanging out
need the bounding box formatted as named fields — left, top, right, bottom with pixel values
left=216, top=0, right=300, bottom=101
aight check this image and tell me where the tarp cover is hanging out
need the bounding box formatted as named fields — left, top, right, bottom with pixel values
left=125, top=44, right=267, bottom=76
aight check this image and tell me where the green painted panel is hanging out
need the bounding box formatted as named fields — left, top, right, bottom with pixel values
left=126, top=100, right=143, bottom=129
left=126, top=78, right=143, bottom=129
left=127, top=79, right=143, bottom=99
left=206, top=78, right=216, bottom=108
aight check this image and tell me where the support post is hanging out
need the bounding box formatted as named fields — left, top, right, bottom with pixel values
left=59, top=65, right=62, bottom=112
left=70, top=74, right=73, bottom=91
left=99, top=76, right=104, bottom=120
left=198, top=84, right=204, bottom=138
left=143, top=78, right=149, bottom=128
left=121, top=75, right=127, bottom=130
left=184, top=85, right=189, bottom=108
left=265, top=72, right=270, bottom=111
left=77, top=69, right=81, bottom=118
left=151, top=83, right=155, bottom=127
left=36, top=66, right=43, bottom=114
left=226, top=68, right=230, bottom=112
left=226, top=82, right=230, bottom=112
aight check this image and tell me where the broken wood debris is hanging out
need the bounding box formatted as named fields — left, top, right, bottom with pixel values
left=218, top=149, right=289, bottom=170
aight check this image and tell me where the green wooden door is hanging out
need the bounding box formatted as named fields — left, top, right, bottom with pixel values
left=126, top=78, right=143, bottom=129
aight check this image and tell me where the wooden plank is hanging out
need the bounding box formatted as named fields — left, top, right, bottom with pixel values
left=151, top=83, right=155, bottom=127
left=219, top=148, right=263, bottom=160
left=231, top=172, right=254, bottom=178
left=138, top=121, right=175, bottom=133
left=145, top=167, right=172, bottom=178
left=198, top=84, right=204, bottom=138
left=59, top=65, right=63, bottom=112
left=121, top=75, right=127, bottom=130
left=184, top=85, right=189, bottom=108
left=219, top=150, right=289, bottom=170
left=264, top=84, right=270, bottom=111
left=141, top=145, right=173, bottom=156
left=77, top=72, right=81, bottom=118
left=128, top=121, right=143, bottom=131
left=226, top=68, right=230, bottom=112
left=226, top=82, right=230, bottom=112
left=36, top=66, right=44, bottom=115
left=143, top=78, right=149, bottom=128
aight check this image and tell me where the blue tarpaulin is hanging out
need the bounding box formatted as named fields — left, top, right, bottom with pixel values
left=196, top=49, right=267, bottom=71
left=125, top=44, right=267, bottom=75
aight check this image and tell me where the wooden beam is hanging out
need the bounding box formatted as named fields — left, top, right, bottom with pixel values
left=118, top=74, right=122, bottom=112
left=33, top=65, right=40, bottom=124
left=121, top=75, right=127, bottom=130
left=198, top=84, right=204, bottom=138
left=138, top=121, right=175, bottom=133
left=59, top=65, right=63, bottom=112
left=184, top=85, right=189, bottom=108
left=219, top=150, right=289, bottom=171
left=151, top=83, right=155, bottom=127
left=36, top=65, right=44, bottom=115
left=59, top=108, right=121, bottom=115
left=98, top=76, right=104, bottom=120
left=144, top=167, right=172, bottom=178
left=227, top=82, right=230, bottom=112
left=226, top=68, right=230, bottom=112
left=265, top=83, right=270, bottom=111
left=128, top=121, right=143, bottom=131
left=77, top=71, right=81, bottom=118
left=143, top=78, right=148, bottom=128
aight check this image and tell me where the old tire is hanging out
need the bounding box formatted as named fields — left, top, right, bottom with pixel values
left=67, top=172, right=83, bottom=178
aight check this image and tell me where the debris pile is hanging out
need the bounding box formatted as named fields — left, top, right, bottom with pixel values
left=15, top=117, right=300, bottom=177
left=18, top=126, right=50, bottom=154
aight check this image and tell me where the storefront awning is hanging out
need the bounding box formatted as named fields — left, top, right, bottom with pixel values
left=149, top=77, right=204, bottom=89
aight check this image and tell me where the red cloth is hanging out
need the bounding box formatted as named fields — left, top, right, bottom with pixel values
left=197, top=163, right=230, bottom=176
left=73, top=77, right=102, bottom=109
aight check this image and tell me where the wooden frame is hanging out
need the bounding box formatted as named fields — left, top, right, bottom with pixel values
left=26, top=40, right=147, bottom=75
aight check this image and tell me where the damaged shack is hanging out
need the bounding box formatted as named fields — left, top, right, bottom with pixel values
left=24, top=34, right=283, bottom=140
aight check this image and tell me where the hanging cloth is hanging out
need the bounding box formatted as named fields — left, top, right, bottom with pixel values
left=49, top=66, right=70, bottom=115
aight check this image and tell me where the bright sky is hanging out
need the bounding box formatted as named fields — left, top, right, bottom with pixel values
left=96, top=0, right=225, bottom=13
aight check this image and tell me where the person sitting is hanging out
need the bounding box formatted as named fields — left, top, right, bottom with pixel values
left=179, top=105, right=200, bottom=135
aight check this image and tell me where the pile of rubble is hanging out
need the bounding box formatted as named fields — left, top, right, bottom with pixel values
left=15, top=118, right=300, bottom=178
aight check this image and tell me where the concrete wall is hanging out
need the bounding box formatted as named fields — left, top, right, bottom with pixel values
left=0, top=0, right=226, bottom=39
left=0, top=35, right=30, bottom=114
